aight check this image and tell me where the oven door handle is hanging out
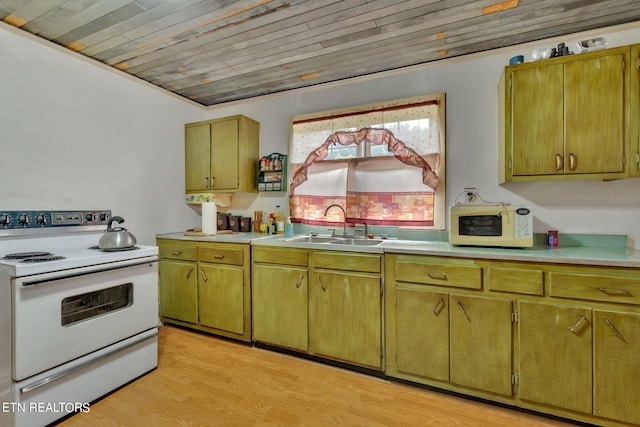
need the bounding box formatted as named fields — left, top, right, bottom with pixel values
left=20, top=328, right=158, bottom=394
left=20, top=259, right=158, bottom=287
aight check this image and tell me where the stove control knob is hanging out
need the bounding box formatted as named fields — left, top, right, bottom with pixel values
left=0, top=214, right=9, bottom=226
left=99, top=213, right=108, bottom=222
left=17, top=214, right=29, bottom=226
left=86, top=213, right=95, bottom=222
left=35, top=214, right=47, bottom=225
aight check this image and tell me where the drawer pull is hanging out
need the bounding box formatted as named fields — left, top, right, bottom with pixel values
left=171, top=251, right=183, bottom=256
left=597, top=287, right=630, bottom=296
left=295, top=275, right=304, bottom=289
left=186, top=268, right=194, bottom=280
left=456, top=300, right=471, bottom=322
left=568, top=153, right=576, bottom=170
left=602, top=317, right=624, bottom=340
left=428, top=272, right=448, bottom=281
left=317, top=276, right=326, bottom=291
left=432, top=297, right=445, bottom=316
left=555, top=154, right=563, bottom=171
left=214, top=254, right=225, bottom=260
left=200, top=270, right=208, bottom=282
left=568, top=315, right=589, bottom=334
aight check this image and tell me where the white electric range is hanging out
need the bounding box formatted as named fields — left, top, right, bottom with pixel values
left=0, top=210, right=159, bottom=427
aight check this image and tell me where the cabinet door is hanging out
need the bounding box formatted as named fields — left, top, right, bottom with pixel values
left=198, top=263, right=244, bottom=334
left=252, top=264, right=308, bottom=351
left=158, top=260, right=197, bottom=323
left=631, top=44, right=640, bottom=176
left=511, top=64, right=564, bottom=176
left=210, top=118, right=239, bottom=190
left=309, top=271, right=382, bottom=369
left=450, top=295, right=513, bottom=395
left=518, top=301, right=592, bottom=413
left=565, top=52, right=626, bottom=174
left=185, top=124, right=211, bottom=191
left=594, top=310, right=640, bottom=425
left=395, top=288, right=449, bottom=382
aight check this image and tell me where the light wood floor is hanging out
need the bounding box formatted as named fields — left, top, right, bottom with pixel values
left=57, top=325, right=577, bottom=427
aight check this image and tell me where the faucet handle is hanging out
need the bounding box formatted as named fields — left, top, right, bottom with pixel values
left=327, top=228, right=336, bottom=237
left=354, top=223, right=368, bottom=239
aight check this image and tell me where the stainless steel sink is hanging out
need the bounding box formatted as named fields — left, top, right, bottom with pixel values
left=285, top=235, right=384, bottom=246
left=285, top=235, right=335, bottom=244
left=327, top=238, right=383, bottom=246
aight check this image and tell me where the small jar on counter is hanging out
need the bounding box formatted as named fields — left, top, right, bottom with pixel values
left=547, top=230, right=558, bottom=248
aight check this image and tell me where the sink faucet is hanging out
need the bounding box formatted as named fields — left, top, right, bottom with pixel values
left=324, top=204, right=347, bottom=236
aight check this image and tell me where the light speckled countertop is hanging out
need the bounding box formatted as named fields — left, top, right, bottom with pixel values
left=157, top=232, right=640, bottom=268
left=157, top=232, right=273, bottom=244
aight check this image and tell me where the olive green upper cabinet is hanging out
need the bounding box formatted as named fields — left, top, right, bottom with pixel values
left=500, top=46, right=630, bottom=182
left=185, top=115, right=260, bottom=193
left=631, top=44, right=640, bottom=176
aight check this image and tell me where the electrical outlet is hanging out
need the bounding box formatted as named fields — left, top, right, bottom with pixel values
left=463, top=187, right=477, bottom=203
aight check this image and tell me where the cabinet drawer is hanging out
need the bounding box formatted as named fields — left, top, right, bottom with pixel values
left=489, top=266, right=544, bottom=295
left=312, top=251, right=381, bottom=274
left=158, top=244, right=197, bottom=261
left=550, top=271, right=640, bottom=305
left=199, top=245, right=244, bottom=265
left=395, top=259, right=482, bottom=290
left=253, top=246, right=308, bottom=266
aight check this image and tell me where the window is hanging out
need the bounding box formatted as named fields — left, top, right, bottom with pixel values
left=289, top=94, right=445, bottom=229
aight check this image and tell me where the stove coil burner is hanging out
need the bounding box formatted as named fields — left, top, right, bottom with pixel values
left=3, top=251, right=53, bottom=260
left=20, top=255, right=66, bottom=263
left=2, top=252, right=66, bottom=263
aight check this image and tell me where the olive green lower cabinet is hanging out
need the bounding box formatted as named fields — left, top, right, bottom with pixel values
left=386, top=253, right=640, bottom=427
left=387, top=255, right=513, bottom=396
left=251, top=246, right=309, bottom=352
left=157, top=239, right=251, bottom=342
left=252, top=246, right=384, bottom=370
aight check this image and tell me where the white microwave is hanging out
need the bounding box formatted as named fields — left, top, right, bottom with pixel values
left=449, top=204, right=533, bottom=248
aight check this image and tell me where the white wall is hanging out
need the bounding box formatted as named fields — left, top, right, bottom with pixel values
left=0, top=23, right=205, bottom=245
left=206, top=23, right=640, bottom=249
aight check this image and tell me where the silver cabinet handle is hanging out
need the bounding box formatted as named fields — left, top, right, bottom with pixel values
left=171, top=251, right=182, bottom=256
left=428, top=272, right=448, bottom=281
left=211, top=176, right=216, bottom=188
left=317, top=276, right=326, bottom=291
left=602, top=317, right=624, bottom=340
left=200, top=269, right=208, bottom=282
left=555, top=154, right=563, bottom=171
left=597, top=287, right=630, bottom=296
left=568, top=315, right=589, bottom=334
left=214, top=254, right=225, bottom=260
left=456, top=300, right=471, bottom=322
left=569, top=153, right=576, bottom=170
left=432, top=297, right=445, bottom=315
left=295, top=275, right=304, bottom=289
left=186, top=268, right=194, bottom=280
left=204, top=177, right=209, bottom=189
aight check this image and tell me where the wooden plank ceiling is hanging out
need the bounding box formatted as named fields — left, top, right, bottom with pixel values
left=2, top=0, right=640, bottom=106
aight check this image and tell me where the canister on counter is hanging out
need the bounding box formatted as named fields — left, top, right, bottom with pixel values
left=547, top=230, right=558, bottom=248
left=228, top=215, right=242, bottom=232
left=240, top=217, right=252, bottom=232
left=217, top=213, right=230, bottom=230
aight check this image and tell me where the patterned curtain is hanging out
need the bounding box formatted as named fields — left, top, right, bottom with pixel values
left=289, top=98, right=442, bottom=227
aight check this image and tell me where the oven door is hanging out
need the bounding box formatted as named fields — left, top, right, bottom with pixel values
left=12, top=259, right=158, bottom=381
